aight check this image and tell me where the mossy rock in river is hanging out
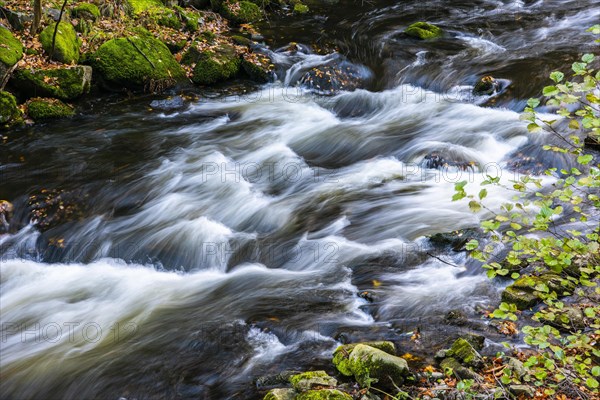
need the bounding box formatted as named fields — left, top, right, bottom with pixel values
left=344, top=344, right=410, bottom=388
left=404, top=22, right=443, bottom=40
left=296, top=389, right=353, bottom=400
left=445, top=338, right=483, bottom=368
left=0, top=27, right=24, bottom=84
left=40, top=22, right=81, bottom=64
left=182, top=42, right=241, bottom=85
left=263, top=388, right=296, bottom=400
left=333, top=341, right=396, bottom=376
left=501, top=273, right=576, bottom=310
left=71, top=3, right=101, bottom=21
left=289, top=370, right=337, bottom=391
left=220, top=0, right=262, bottom=23
left=26, top=97, right=74, bottom=120
left=92, top=31, right=186, bottom=91
left=0, top=90, right=23, bottom=130
left=12, top=66, right=92, bottom=100
left=241, top=51, right=274, bottom=82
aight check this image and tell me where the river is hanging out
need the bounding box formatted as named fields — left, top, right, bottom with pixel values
left=1, top=0, right=599, bottom=398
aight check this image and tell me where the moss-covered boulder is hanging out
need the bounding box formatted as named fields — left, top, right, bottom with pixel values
left=404, top=22, right=443, bottom=40
left=241, top=52, right=274, bottom=82
left=92, top=32, right=186, bottom=91
left=12, top=66, right=92, bottom=100
left=182, top=42, right=241, bottom=85
left=0, top=27, right=24, bottom=84
left=296, top=389, right=352, bottom=400
left=127, top=0, right=163, bottom=15
left=72, top=3, right=101, bottom=21
left=220, top=0, right=262, bottom=24
left=473, top=75, right=499, bottom=96
left=501, top=274, right=576, bottom=310
left=0, top=90, right=23, bottom=129
left=333, top=341, right=396, bottom=376
left=26, top=97, right=74, bottom=120
left=445, top=338, right=483, bottom=368
left=346, top=344, right=410, bottom=388
left=293, top=3, right=309, bottom=13
left=263, top=388, right=296, bottom=400
left=289, top=371, right=337, bottom=392
left=40, top=22, right=80, bottom=64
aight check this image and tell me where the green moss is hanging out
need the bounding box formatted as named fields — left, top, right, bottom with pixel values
left=40, top=22, right=80, bottom=64
left=446, top=338, right=482, bottom=367
left=26, top=97, right=74, bottom=120
left=220, top=0, right=262, bottom=23
left=127, top=0, right=163, bottom=14
left=0, top=27, right=24, bottom=68
left=241, top=52, right=274, bottom=82
left=405, top=22, right=443, bottom=40
left=502, top=273, right=576, bottom=310
left=347, top=344, right=409, bottom=388
left=13, top=66, right=92, bottom=100
left=174, top=6, right=202, bottom=31
left=0, top=91, right=23, bottom=129
left=293, top=3, right=308, bottom=13
left=72, top=3, right=101, bottom=21
left=289, top=370, right=336, bottom=391
left=92, top=32, right=185, bottom=90
left=147, top=7, right=182, bottom=29
left=296, top=389, right=352, bottom=400
left=263, top=388, right=296, bottom=400
left=333, top=341, right=396, bottom=377
left=183, top=42, right=241, bottom=85
left=231, top=35, right=252, bottom=46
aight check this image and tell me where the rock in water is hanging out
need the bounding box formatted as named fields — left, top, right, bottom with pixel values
left=296, top=389, right=353, bottom=400
left=26, top=98, right=74, bottom=120
left=150, top=95, right=185, bottom=111
left=472, top=75, right=499, bottom=96
left=263, top=388, right=296, bottom=400
left=40, top=22, right=80, bottom=64
left=0, top=200, right=13, bottom=232
left=346, top=344, right=410, bottom=388
left=0, top=90, right=23, bottom=129
left=182, top=42, right=241, bottom=85
left=299, top=57, right=373, bottom=95
left=405, top=22, right=443, bottom=39
left=333, top=341, right=396, bottom=376
left=12, top=66, right=92, bottom=100
left=289, top=371, right=337, bottom=391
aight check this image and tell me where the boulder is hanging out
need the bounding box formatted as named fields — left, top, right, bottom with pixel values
left=508, top=384, right=534, bottom=398
left=444, top=338, right=483, bottom=368
left=502, top=274, right=576, bottom=310
left=333, top=341, right=396, bottom=376
left=182, top=42, right=241, bottom=85
left=439, top=357, right=481, bottom=380
left=296, top=389, right=352, bottom=400
left=472, top=75, right=499, bottom=96
left=12, top=66, right=92, bottom=100
left=241, top=51, right=274, bottom=82
left=72, top=3, right=101, bottom=21
left=26, top=97, right=74, bottom=120
left=220, top=0, right=262, bottom=24
left=404, top=22, right=443, bottom=40
left=0, top=26, right=23, bottom=85
left=0, top=199, right=13, bottom=232
left=127, top=0, right=164, bottom=15
left=92, top=31, right=186, bottom=91
left=346, top=344, right=410, bottom=388
left=263, top=388, right=296, bottom=400
left=0, top=7, right=32, bottom=31
left=289, top=371, right=337, bottom=392
left=40, top=22, right=80, bottom=64
left=0, top=90, right=22, bottom=129
left=299, top=58, right=373, bottom=95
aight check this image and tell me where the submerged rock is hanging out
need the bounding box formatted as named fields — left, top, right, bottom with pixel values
left=333, top=341, right=396, bottom=376
left=289, top=371, right=337, bottom=391
left=27, top=189, right=84, bottom=231
left=0, top=200, right=13, bottom=232
left=404, top=22, right=443, bottom=40
left=40, top=22, right=80, bottom=64
left=0, top=90, right=23, bottom=129
left=423, top=151, right=477, bottom=171
left=0, top=26, right=23, bottom=85
left=92, top=31, right=186, bottom=91
left=26, top=97, right=74, bottom=120
left=150, top=95, right=185, bottom=110
left=12, top=66, right=92, bottom=100
left=299, top=58, right=373, bottom=95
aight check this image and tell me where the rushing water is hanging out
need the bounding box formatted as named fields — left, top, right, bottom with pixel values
left=1, top=1, right=599, bottom=399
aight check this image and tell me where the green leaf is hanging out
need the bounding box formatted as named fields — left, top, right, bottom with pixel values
left=543, top=86, right=559, bottom=96
left=479, top=188, right=488, bottom=200
left=586, top=377, right=599, bottom=389
left=582, top=53, right=594, bottom=63
left=549, top=71, right=564, bottom=83
left=592, top=366, right=600, bottom=377
left=577, top=154, right=593, bottom=165
left=527, top=98, right=540, bottom=108
left=465, top=239, right=479, bottom=251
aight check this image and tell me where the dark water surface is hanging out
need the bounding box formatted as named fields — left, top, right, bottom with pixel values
left=1, top=1, right=599, bottom=399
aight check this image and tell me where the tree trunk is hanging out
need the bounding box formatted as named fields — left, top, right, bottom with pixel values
left=32, top=0, right=42, bottom=34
